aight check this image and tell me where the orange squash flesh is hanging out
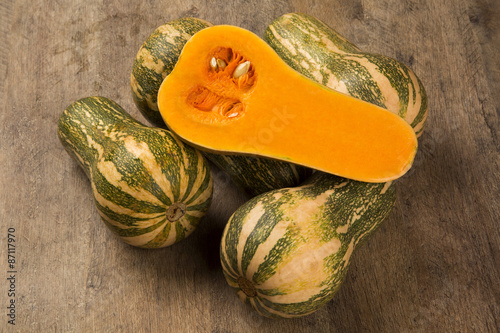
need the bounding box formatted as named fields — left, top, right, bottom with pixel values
left=158, top=25, right=417, bottom=182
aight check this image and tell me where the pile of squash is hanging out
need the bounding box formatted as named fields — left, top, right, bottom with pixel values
left=58, top=13, right=427, bottom=318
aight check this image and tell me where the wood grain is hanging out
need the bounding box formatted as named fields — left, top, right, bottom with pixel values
left=0, top=0, right=498, bottom=331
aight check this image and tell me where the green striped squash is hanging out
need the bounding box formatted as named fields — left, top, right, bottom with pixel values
left=220, top=172, right=396, bottom=318
left=265, top=13, right=428, bottom=137
left=131, top=18, right=311, bottom=197
left=57, top=96, right=213, bottom=248
left=131, top=17, right=212, bottom=127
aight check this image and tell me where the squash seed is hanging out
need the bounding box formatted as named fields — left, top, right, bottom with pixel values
left=217, top=59, right=227, bottom=69
left=233, top=61, right=250, bottom=79
left=210, top=57, right=217, bottom=69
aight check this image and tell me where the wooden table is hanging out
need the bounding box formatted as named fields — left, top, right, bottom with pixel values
left=1, top=0, right=498, bottom=331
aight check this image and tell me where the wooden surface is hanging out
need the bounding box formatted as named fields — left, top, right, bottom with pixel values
left=1, top=0, right=499, bottom=331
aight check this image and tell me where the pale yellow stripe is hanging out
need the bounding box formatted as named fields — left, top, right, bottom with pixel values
left=98, top=211, right=165, bottom=230
left=97, top=159, right=164, bottom=206
left=381, top=181, right=393, bottom=194
left=122, top=136, right=175, bottom=204
left=220, top=218, right=239, bottom=277
left=91, top=182, right=159, bottom=219
left=249, top=298, right=267, bottom=317
left=405, top=71, right=417, bottom=124
left=156, top=24, right=184, bottom=44
left=245, top=220, right=289, bottom=278
left=226, top=278, right=239, bottom=288
left=336, top=204, right=364, bottom=235
left=163, top=222, right=177, bottom=246
left=183, top=155, right=208, bottom=202
left=87, top=132, right=165, bottom=206
left=318, top=31, right=351, bottom=55
left=268, top=26, right=297, bottom=56
left=184, top=180, right=212, bottom=207
left=283, top=189, right=333, bottom=229
left=257, top=236, right=341, bottom=297
left=406, top=68, right=426, bottom=133
left=341, top=238, right=356, bottom=265
left=58, top=131, right=86, bottom=166
left=254, top=190, right=338, bottom=297
left=146, top=94, right=159, bottom=112
left=121, top=226, right=166, bottom=247
left=324, top=68, right=349, bottom=94
left=259, top=284, right=328, bottom=305
left=344, top=55, right=401, bottom=115
left=413, top=117, right=426, bottom=137
left=136, top=47, right=165, bottom=75
left=132, top=47, right=163, bottom=112
left=236, top=202, right=267, bottom=275
left=308, top=12, right=361, bottom=53
left=194, top=175, right=214, bottom=205
left=172, top=136, right=191, bottom=201
left=185, top=210, right=205, bottom=218
left=130, top=74, right=143, bottom=99
left=254, top=297, right=315, bottom=318
left=176, top=216, right=195, bottom=238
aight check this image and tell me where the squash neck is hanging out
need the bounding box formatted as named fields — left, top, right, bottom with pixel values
left=58, top=97, right=145, bottom=172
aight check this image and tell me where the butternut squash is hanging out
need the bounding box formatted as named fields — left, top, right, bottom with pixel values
left=158, top=25, right=418, bottom=182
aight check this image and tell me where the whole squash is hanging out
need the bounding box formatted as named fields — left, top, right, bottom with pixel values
left=220, top=172, right=396, bottom=318
left=57, top=96, right=213, bottom=248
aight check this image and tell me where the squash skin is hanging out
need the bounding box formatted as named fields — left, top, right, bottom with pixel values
left=264, top=13, right=428, bottom=137
left=206, top=154, right=311, bottom=197
left=131, top=19, right=311, bottom=196
left=57, top=96, right=213, bottom=248
left=131, top=18, right=212, bottom=127
left=220, top=171, right=396, bottom=318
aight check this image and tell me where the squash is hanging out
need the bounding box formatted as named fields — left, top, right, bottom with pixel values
left=264, top=13, right=428, bottom=137
left=131, top=19, right=311, bottom=196
left=220, top=171, right=396, bottom=318
left=57, top=96, right=213, bottom=248
left=157, top=25, right=418, bottom=183
left=131, top=17, right=212, bottom=127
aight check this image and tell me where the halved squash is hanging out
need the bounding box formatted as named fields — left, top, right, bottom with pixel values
left=158, top=25, right=418, bottom=183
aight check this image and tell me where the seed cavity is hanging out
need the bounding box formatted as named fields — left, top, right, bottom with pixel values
left=193, top=48, right=256, bottom=121
left=233, top=61, right=251, bottom=79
